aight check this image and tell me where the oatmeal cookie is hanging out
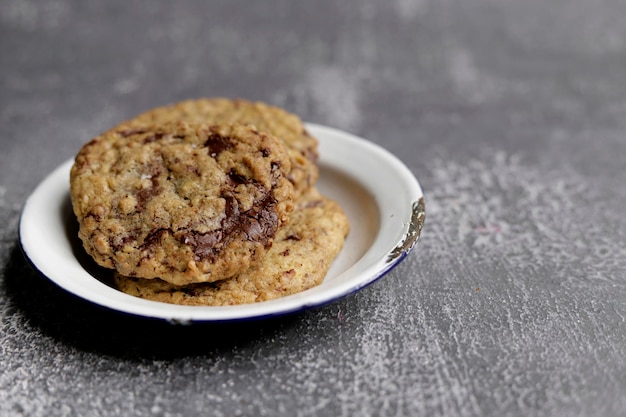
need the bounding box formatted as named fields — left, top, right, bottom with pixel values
left=70, top=121, right=294, bottom=285
left=113, top=187, right=350, bottom=306
left=119, top=98, right=318, bottom=197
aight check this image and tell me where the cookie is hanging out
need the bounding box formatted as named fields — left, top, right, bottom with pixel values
left=113, top=187, right=350, bottom=306
left=118, top=98, right=318, bottom=197
left=70, top=121, right=294, bottom=285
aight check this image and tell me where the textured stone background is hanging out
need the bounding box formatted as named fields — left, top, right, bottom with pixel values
left=2, top=1, right=626, bottom=416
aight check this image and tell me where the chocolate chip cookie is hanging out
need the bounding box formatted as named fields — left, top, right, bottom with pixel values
left=113, top=187, right=350, bottom=306
left=118, top=98, right=318, bottom=197
left=70, top=121, right=294, bottom=285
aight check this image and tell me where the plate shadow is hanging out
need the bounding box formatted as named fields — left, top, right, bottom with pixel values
left=3, top=241, right=308, bottom=361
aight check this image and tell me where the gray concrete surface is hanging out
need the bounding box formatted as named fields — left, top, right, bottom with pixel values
left=1, top=1, right=626, bottom=416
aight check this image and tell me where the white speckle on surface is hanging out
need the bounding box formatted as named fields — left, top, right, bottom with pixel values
left=428, top=150, right=588, bottom=263
left=425, top=149, right=626, bottom=277
left=0, top=0, right=39, bottom=29
left=498, top=0, right=626, bottom=54
left=446, top=47, right=502, bottom=104
left=113, top=79, right=139, bottom=95
left=304, top=65, right=363, bottom=130
left=0, top=0, right=68, bottom=31
left=394, top=0, right=429, bottom=20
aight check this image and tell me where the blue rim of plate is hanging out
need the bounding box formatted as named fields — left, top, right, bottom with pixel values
left=18, top=123, right=425, bottom=323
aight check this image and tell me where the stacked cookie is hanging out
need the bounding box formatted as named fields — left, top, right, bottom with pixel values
left=70, top=98, right=349, bottom=306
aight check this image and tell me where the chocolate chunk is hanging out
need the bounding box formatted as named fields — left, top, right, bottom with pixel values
left=181, top=230, right=224, bottom=261
left=140, top=228, right=171, bottom=260
left=228, top=169, right=250, bottom=185
left=81, top=138, right=100, bottom=150
left=179, top=193, right=279, bottom=261
left=117, top=128, right=148, bottom=138
left=240, top=194, right=278, bottom=244
left=136, top=186, right=161, bottom=210
left=270, top=162, right=281, bottom=172
left=142, top=132, right=165, bottom=144
left=223, top=195, right=240, bottom=223
left=142, top=228, right=170, bottom=247
left=135, top=165, right=163, bottom=210
left=205, top=134, right=233, bottom=157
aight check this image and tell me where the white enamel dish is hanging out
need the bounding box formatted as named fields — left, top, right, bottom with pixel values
left=19, top=124, right=425, bottom=323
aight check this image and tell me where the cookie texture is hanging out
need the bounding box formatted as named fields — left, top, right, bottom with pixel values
left=113, top=187, right=350, bottom=306
left=70, top=121, right=294, bottom=285
left=118, top=98, right=318, bottom=197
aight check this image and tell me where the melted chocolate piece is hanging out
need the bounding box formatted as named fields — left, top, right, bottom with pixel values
left=135, top=164, right=162, bottom=210
left=117, top=128, right=148, bottom=138
left=80, top=138, right=100, bottom=150
left=205, top=134, right=233, bottom=157
left=181, top=230, right=223, bottom=261
left=179, top=192, right=279, bottom=262
left=239, top=194, right=278, bottom=243
left=227, top=169, right=249, bottom=185
left=142, top=228, right=170, bottom=247
left=142, top=132, right=165, bottom=144
left=139, top=228, right=171, bottom=260
left=223, top=195, right=240, bottom=222
left=136, top=185, right=161, bottom=210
